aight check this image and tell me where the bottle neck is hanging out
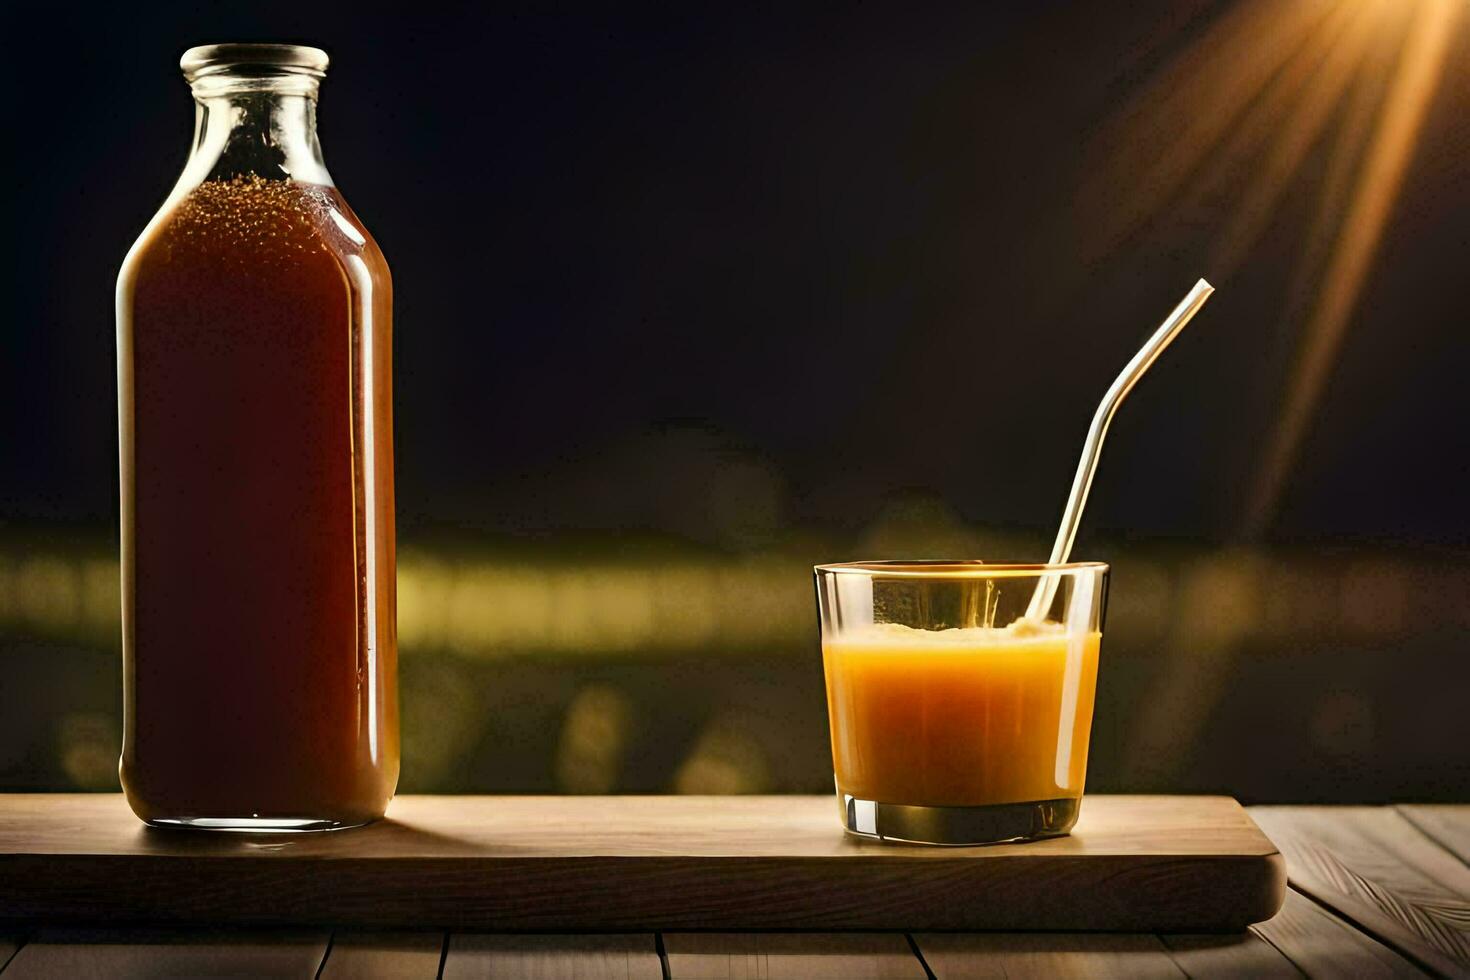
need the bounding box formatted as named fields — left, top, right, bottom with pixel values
left=181, top=90, right=333, bottom=189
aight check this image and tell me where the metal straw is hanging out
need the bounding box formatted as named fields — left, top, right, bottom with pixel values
left=1026, top=278, right=1216, bottom=620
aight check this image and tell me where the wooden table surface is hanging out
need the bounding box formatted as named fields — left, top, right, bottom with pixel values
left=0, top=797, right=1465, bottom=978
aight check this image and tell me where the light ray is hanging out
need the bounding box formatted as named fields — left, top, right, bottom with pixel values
left=1079, top=0, right=1462, bottom=538
left=1083, top=0, right=1344, bottom=255
left=1272, top=15, right=1401, bottom=390
left=1207, top=0, right=1387, bottom=274
left=1243, top=0, right=1463, bottom=535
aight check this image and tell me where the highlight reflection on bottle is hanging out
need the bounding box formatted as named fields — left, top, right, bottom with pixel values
left=115, top=44, right=397, bottom=830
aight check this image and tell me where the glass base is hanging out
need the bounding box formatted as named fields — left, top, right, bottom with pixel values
left=840, top=793, right=1080, bottom=845
left=145, top=815, right=371, bottom=833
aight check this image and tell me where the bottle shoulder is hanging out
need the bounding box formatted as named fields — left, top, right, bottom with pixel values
left=319, top=185, right=392, bottom=281
left=117, top=177, right=390, bottom=291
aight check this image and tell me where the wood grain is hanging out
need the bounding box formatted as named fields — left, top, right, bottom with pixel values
left=1398, top=805, right=1470, bottom=865
left=442, top=934, right=661, bottom=979
left=1159, top=931, right=1302, bottom=978
left=318, top=932, right=444, bottom=978
left=1252, top=890, right=1426, bottom=979
left=0, top=794, right=1283, bottom=932
left=1251, top=806, right=1470, bottom=975
left=0, top=929, right=328, bottom=979
left=914, top=932, right=1183, bottom=979
left=662, top=932, right=924, bottom=979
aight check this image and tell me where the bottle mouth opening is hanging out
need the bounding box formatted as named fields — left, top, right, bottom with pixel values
left=181, top=43, right=328, bottom=95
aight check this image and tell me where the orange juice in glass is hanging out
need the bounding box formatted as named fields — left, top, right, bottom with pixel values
left=814, top=561, right=1108, bottom=844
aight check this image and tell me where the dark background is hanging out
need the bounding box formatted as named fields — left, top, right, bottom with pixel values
left=2, top=1, right=1467, bottom=801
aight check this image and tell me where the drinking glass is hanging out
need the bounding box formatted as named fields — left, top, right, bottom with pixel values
left=814, top=561, right=1108, bottom=845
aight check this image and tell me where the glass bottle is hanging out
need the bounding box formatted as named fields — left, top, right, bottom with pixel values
left=115, top=44, right=397, bottom=830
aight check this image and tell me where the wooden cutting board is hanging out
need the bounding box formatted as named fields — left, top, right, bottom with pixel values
left=0, top=794, right=1283, bottom=932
